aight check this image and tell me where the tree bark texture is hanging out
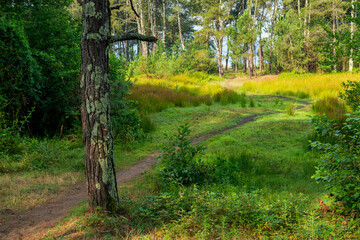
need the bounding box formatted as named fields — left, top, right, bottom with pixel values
left=80, top=0, right=120, bottom=212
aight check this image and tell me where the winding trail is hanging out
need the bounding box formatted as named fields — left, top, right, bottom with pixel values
left=0, top=112, right=279, bottom=240
left=0, top=76, right=311, bottom=239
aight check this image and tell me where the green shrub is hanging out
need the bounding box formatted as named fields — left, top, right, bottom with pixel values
left=340, top=80, right=360, bottom=111
left=0, top=17, right=41, bottom=130
left=214, top=90, right=246, bottom=106
left=209, top=153, right=254, bottom=185
left=312, top=97, right=347, bottom=123
left=311, top=112, right=360, bottom=214
left=130, top=188, right=303, bottom=238
left=287, top=103, right=296, bottom=116
left=154, top=123, right=208, bottom=189
left=110, top=54, right=145, bottom=142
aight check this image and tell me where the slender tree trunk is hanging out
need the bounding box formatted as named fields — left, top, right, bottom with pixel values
left=162, top=0, right=166, bottom=47
left=177, top=0, right=185, bottom=53
left=350, top=0, right=354, bottom=72
left=225, top=47, right=229, bottom=71
left=235, top=61, right=238, bottom=73
left=80, top=0, right=119, bottom=212
left=251, top=44, right=256, bottom=77
left=332, top=0, right=337, bottom=72
left=249, top=48, right=253, bottom=78
left=259, top=34, right=264, bottom=72
left=217, top=37, right=224, bottom=77
left=139, top=0, right=148, bottom=58
left=243, top=56, right=247, bottom=74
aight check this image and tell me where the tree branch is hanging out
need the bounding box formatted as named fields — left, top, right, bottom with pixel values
left=129, top=0, right=140, bottom=18
left=111, top=4, right=123, bottom=10
left=110, top=33, right=158, bottom=43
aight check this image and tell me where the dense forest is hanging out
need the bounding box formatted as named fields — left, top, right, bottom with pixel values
left=1, top=0, right=360, bottom=239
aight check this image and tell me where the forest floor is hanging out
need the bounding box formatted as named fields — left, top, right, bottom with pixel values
left=0, top=75, right=314, bottom=240
left=0, top=110, right=288, bottom=240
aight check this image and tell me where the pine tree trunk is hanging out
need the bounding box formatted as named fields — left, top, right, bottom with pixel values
left=332, top=0, right=337, bottom=72
left=244, top=56, right=247, bottom=74
left=349, top=0, right=354, bottom=72
left=259, top=34, right=264, bottom=72
left=251, top=44, right=257, bottom=77
left=217, top=37, right=223, bottom=77
left=177, top=0, right=185, bottom=53
left=80, top=0, right=120, bottom=212
left=162, top=0, right=166, bottom=46
left=139, top=0, right=148, bottom=58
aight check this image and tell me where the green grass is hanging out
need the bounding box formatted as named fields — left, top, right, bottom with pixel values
left=44, top=108, right=360, bottom=239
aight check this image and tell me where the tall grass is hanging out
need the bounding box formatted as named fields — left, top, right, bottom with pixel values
left=242, top=72, right=360, bottom=99
left=312, top=97, right=348, bottom=123
left=128, top=84, right=213, bottom=113
left=129, top=75, right=247, bottom=113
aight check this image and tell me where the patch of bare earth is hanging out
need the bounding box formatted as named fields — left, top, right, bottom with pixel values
left=218, top=75, right=278, bottom=89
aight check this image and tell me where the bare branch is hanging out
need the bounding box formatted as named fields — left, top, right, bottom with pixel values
left=111, top=4, right=123, bottom=10
left=111, top=33, right=157, bottom=43
left=129, top=0, right=140, bottom=18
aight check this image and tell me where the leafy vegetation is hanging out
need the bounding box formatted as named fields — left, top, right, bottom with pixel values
left=2, top=0, right=360, bottom=238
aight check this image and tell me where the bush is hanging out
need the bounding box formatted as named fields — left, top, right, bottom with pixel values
left=0, top=17, right=41, bottom=129
left=340, top=80, right=360, bottom=111
left=287, top=103, right=296, bottom=116
left=312, top=97, right=347, bottom=123
left=214, top=90, right=246, bottom=106
left=110, top=54, right=145, bottom=142
left=154, top=124, right=209, bottom=189
left=311, top=112, right=360, bottom=214
left=131, top=188, right=303, bottom=238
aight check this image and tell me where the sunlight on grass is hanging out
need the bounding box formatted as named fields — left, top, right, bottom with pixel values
left=242, top=72, right=360, bottom=99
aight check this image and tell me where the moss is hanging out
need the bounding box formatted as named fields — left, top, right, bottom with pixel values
left=84, top=1, right=96, bottom=17
left=95, top=183, right=101, bottom=190
left=80, top=74, right=85, bottom=88
left=86, top=33, right=102, bottom=42
left=87, top=64, right=92, bottom=72
left=99, top=21, right=110, bottom=37
left=94, top=66, right=102, bottom=89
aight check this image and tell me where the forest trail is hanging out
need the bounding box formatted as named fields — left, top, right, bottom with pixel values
left=217, top=74, right=278, bottom=90
left=0, top=111, right=282, bottom=240
left=0, top=91, right=310, bottom=240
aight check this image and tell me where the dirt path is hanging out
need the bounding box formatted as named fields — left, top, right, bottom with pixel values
left=0, top=95, right=310, bottom=240
left=218, top=75, right=278, bottom=89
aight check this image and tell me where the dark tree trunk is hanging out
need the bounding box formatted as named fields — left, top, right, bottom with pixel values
left=80, top=0, right=120, bottom=212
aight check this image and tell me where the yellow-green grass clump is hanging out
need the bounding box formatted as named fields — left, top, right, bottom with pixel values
left=129, top=75, right=246, bottom=113
left=242, top=72, right=360, bottom=99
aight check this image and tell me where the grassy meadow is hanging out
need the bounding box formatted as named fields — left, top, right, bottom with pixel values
left=35, top=72, right=360, bottom=239
left=242, top=72, right=360, bottom=99
left=1, top=71, right=359, bottom=239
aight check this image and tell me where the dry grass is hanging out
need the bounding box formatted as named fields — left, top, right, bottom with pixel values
left=0, top=172, right=82, bottom=211
left=242, top=72, right=360, bottom=99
